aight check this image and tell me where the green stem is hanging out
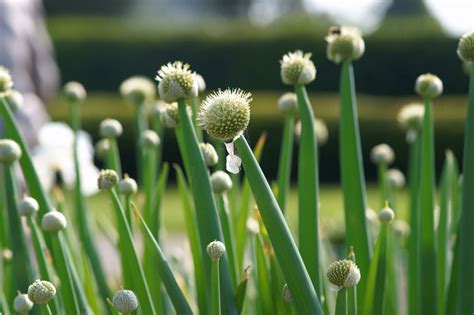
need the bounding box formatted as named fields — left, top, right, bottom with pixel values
left=377, top=163, right=390, bottom=207
left=407, top=131, right=421, bottom=315
left=69, top=101, right=111, bottom=306
left=134, top=103, right=148, bottom=184
left=276, top=112, right=295, bottom=214
left=335, top=288, right=348, bottom=315
left=294, top=84, right=321, bottom=293
left=338, top=61, right=371, bottom=308
left=3, top=164, right=34, bottom=292
left=234, top=135, right=322, bottom=314
left=191, top=96, right=203, bottom=141
left=106, top=137, right=122, bottom=177
left=42, top=304, right=53, bottom=315
left=418, top=97, right=437, bottom=314
left=457, top=62, right=474, bottom=315
left=176, top=98, right=237, bottom=315
left=211, top=259, right=221, bottom=315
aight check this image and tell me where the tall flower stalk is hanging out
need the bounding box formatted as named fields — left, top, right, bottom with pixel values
left=326, top=26, right=371, bottom=307
left=280, top=50, right=321, bottom=293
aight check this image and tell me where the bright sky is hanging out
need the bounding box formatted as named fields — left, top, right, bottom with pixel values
left=304, top=0, right=474, bottom=35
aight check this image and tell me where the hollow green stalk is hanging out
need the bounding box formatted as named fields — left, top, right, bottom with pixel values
left=176, top=98, right=237, bottom=315
left=335, top=288, right=348, bottom=315
left=234, top=135, right=322, bottom=314
left=191, top=96, right=203, bottom=141
left=457, top=62, right=474, bottom=315
left=134, top=103, right=148, bottom=184
left=106, top=136, right=122, bottom=177
left=255, top=233, right=274, bottom=315
left=338, top=61, right=371, bottom=307
left=377, top=163, right=392, bottom=208
left=294, top=84, right=321, bottom=292
left=0, top=98, right=53, bottom=217
left=276, top=112, right=295, bottom=214
left=418, top=96, right=437, bottom=314
left=41, top=304, right=53, bottom=315
left=211, top=257, right=221, bottom=315
left=133, top=205, right=193, bottom=315
left=107, top=188, right=156, bottom=315
left=2, top=164, right=34, bottom=293
left=151, top=114, right=164, bottom=179
left=347, top=248, right=357, bottom=315
left=69, top=101, right=111, bottom=306
left=407, top=130, right=421, bottom=315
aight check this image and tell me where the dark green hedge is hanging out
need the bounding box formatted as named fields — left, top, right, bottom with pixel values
left=47, top=16, right=468, bottom=96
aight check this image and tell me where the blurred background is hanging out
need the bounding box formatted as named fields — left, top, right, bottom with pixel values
left=3, top=0, right=474, bottom=184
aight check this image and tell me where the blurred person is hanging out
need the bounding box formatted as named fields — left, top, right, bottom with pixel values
left=0, top=0, right=59, bottom=146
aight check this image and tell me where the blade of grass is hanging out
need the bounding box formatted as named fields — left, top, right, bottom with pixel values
left=338, top=62, right=371, bottom=308
left=174, top=164, right=207, bottom=315
left=457, top=62, right=474, bottom=314
left=234, top=135, right=322, bottom=314
left=418, top=97, right=437, bottom=314
left=276, top=112, right=295, bottom=214
left=132, top=204, right=194, bottom=315
left=177, top=99, right=237, bottom=315
left=294, top=84, right=321, bottom=293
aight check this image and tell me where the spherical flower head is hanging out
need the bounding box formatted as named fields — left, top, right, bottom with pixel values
left=458, top=31, right=474, bottom=62
left=63, top=81, right=86, bottom=103
left=294, top=118, right=329, bottom=146
left=118, top=175, right=138, bottom=196
left=326, top=26, right=365, bottom=64
left=0, top=139, right=22, bottom=164
left=327, top=259, right=361, bottom=291
left=387, top=168, right=406, bottom=189
left=280, top=51, right=316, bottom=85
left=156, top=61, right=198, bottom=103
left=150, top=101, right=167, bottom=119
left=28, top=280, right=56, bottom=304
left=199, top=88, right=251, bottom=141
left=99, top=118, right=123, bottom=138
left=397, top=103, right=424, bottom=132
left=140, top=130, right=160, bottom=148
left=379, top=204, right=395, bottom=224
left=113, top=290, right=139, bottom=314
left=210, top=171, right=233, bottom=194
left=98, top=169, right=119, bottom=190
left=14, top=293, right=34, bottom=313
left=282, top=284, right=293, bottom=303
left=159, top=102, right=182, bottom=128
left=370, top=143, right=395, bottom=165
left=95, top=139, right=110, bottom=160
left=19, top=196, right=40, bottom=217
left=0, top=66, right=13, bottom=94
left=120, top=76, right=156, bottom=105
left=207, top=240, right=226, bottom=261
left=42, top=211, right=67, bottom=232
left=195, top=73, right=206, bottom=93
left=4, top=89, right=23, bottom=111
left=278, top=92, right=298, bottom=114
left=200, top=143, right=219, bottom=167
left=415, top=73, right=443, bottom=99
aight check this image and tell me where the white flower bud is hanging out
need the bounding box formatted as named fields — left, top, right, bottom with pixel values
left=326, top=26, right=365, bottom=64
left=112, top=290, right=139, bottom=314
left=160, top=102, right=180, bottom=128
left=206, top=240, right=226, bottom=261
left=280, top=51, right=316, bottom=85
left=98, top=169, right=119, bottom=190
left=379, top=204, right=395, bottom=224
left=277, top=92, right=298, bottom=114
left=415, top=73, right=443, bottom=99
left=200, top=143, right=219, bottom=166
left=120, top=76, right=156, bottom=105
left=0, top=66, right=13, bottom=94
left=327, top=259, right=361, bottom=291
left=199, top=89, right=251, bottom=141
left=387, top=168, right=406, bottom=189
left=457, top=31, right=474, bottom=62
left=19, top=196, right=40, bottom=217
left=99, top=118, right=123, bottom=138
left=210, top=171, right=233, bottom=194
left=140, top=130, right=160, bottom=148
left=397, top=103, right=424, bottom=132
left=370, top=143, right=395, bottom=165
left=156, top=61, right=198, bottom=102
left=118, top=175, right=138, bottom=196
left=14, top=293, right=34, bottom=313
left=95, top=139, right=110, bottom=160
left=4, top=89, right=23, bottom=111
left=42, top=211, right=67, bottom=232
left=0, top=139, right=22, bottom=164
left=195, top=73, right=206, bottom=93
left=63, top=81, right=86, bottom=103
left=28, top=280, right=56, bottom=304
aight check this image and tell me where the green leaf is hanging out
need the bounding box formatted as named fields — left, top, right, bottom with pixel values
left=235, top=267, right=250, bottom=315
left=276, top=112, right=295, bottom=214
left=457, top=62, right=474, bottom=314
left=255, top=235, right=274, bottom=315
left=234, top=135, right=322, bottom=314
left=338, top=62, right=371, bottom=308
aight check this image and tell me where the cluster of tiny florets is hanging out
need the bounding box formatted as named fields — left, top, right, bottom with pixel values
left=28, top=280, right=56, bottom=304
left=457, top=31, right=474, bottom=62
left=280, top=51, right=317, bottom=85
left=326, top=26, right=365, bottom=64
left=120, top=76, right=156, bottom=105
left=415, top=73, right=443, bottom=99
left=370, top=143, right=395, bottom=165
left=113, top=290, right=139, bottom=313
left=326, top=259, right=361, bottom=291
left=0, top=66, right=13, bottom=94
left=63, top=81, right=87, bottom=103
left=98, top=169, right=119, bottom=190
left=4, top=89, right=23, bottom=111
left=206, top=240, right=226, bottom=261
left=277, top=92, right=298, bottom=114
left=156, top=61, right=198, bottom=102
left=199, top=89, right=252, bottom=141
